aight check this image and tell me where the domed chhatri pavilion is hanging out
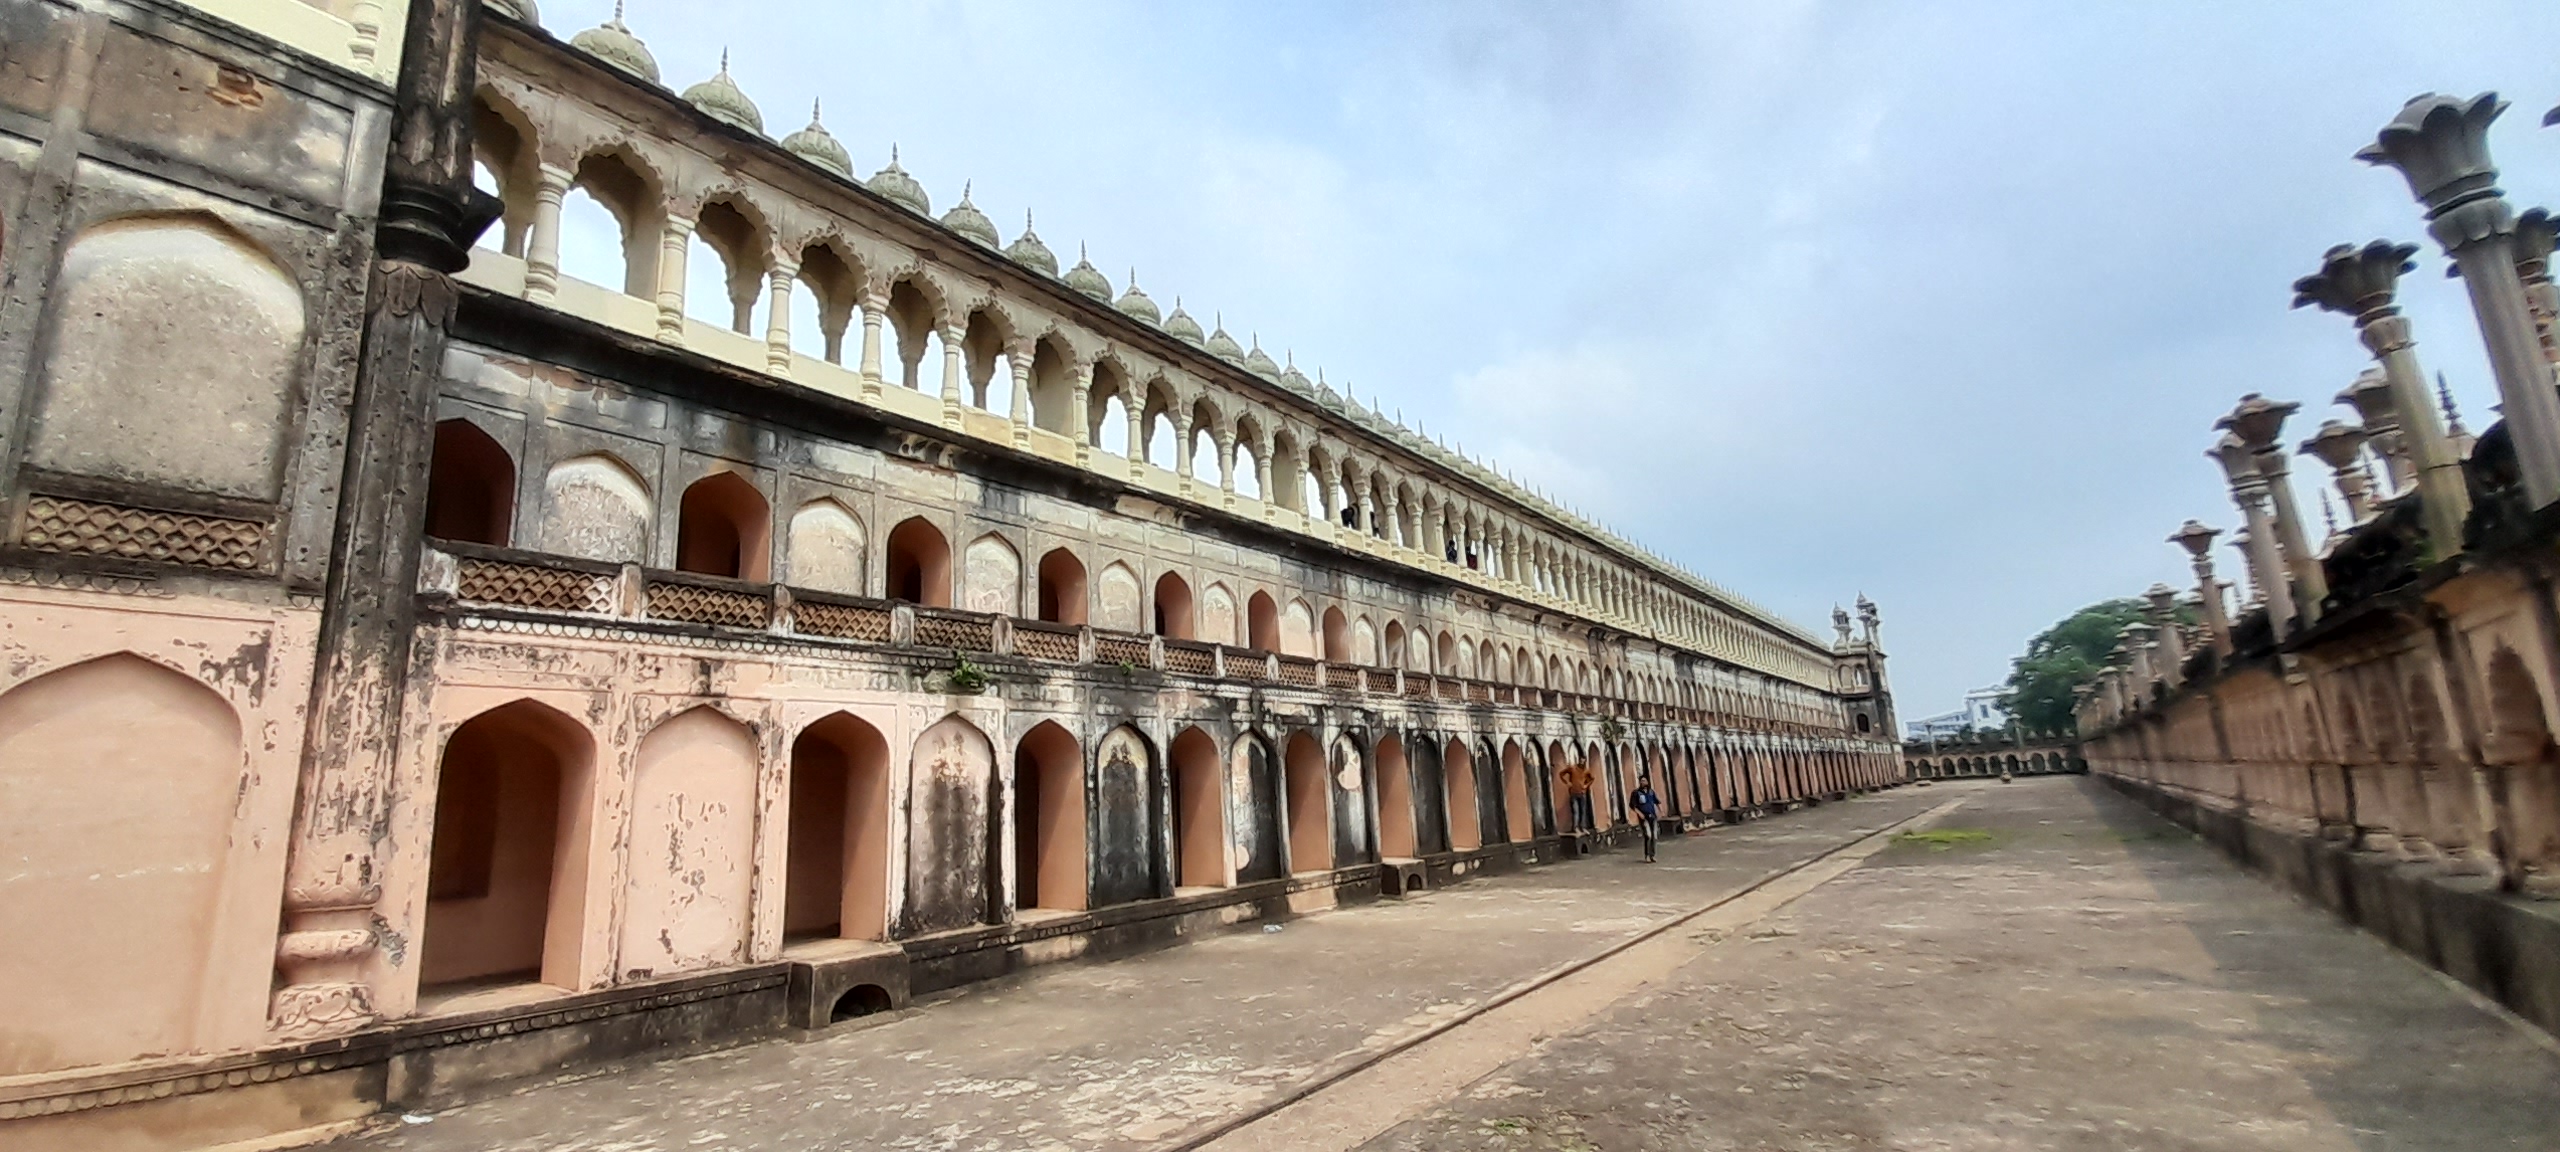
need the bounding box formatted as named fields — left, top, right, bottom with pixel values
left=0, top=2, right=1901, bottom=1147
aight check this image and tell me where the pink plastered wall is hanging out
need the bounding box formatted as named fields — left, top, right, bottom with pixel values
left=0, top=584, right=318, bottom=1075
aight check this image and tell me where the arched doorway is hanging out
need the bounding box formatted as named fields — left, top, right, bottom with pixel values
left=1376, top=733, right=1418, bottom=859
left=1285, top=732, right=1332, bottom=873
left=1444, top=737, right=1483, bottom=851
left=1013, top=721, right=1087, bottom=913
left=785, top=712, right=892, bottom=942
left=675, top=471, right=770, bottom=581
left=1154, top=571, right=1195, bottom=639
left=421, top=699, right=594, bottom=997
left=1036, top=548, right=1088, bottom=625
left=424, top=418, right=514, bottom=546
left=1247, top=591, right=1280, bottom=652
left=1501, top=740, right=1534, bottom=842
left=885, top=517, right=952, bottom=606
left=1170, top=727, right=1229, bottom=888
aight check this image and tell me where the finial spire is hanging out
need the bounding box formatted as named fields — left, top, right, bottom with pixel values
left=961, top=179, right=973, bottom=202
left=810, top=97, right=822, bottom=123
left=1023, top=208, right=1034, bottom=230
left=2437, top=371, right=2470, bottom=434
left=614, top=0, right=625, bottom=22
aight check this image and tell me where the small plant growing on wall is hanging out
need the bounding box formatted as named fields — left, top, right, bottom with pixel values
left=1600, top=716, right=1626, bottom=743
left=1115, top=658, right=1140, bottom=677
left=944, top=651, right=990, bottom=695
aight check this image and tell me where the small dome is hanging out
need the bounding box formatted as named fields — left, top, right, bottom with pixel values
left=781, top=100, right=850, bottom=177
left=1204, top=316, right=1244, bottom=363
left=1278, top=353, right=1312, bottom=393
left=1164, top=299, right=1205, bottom=345
left=867, top=145, right=929, bottom=215
left=1064, top=246, right=1111, bottom=301
left=1242, top=337, right=1280, bottom=378
left=1115, top=271, right=1161, bottom=325
left=1005, top=211, right=1058, bottom=276
left=941, top=182, right=999, bottom=247
left=485, top=0, right=539, bottom=25
left=682, top=53, right=763, bottom=133
left=570, top=3, right=659, bottom=85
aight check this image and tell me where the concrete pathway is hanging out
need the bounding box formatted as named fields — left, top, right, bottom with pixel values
left=1351, top=777, right=2560, bottom=1152
left=332, top=790, right=1948, bottom=1152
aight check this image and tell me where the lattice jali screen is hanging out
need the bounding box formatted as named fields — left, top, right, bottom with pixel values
left=795, top=600, right=891, bottom=643
left=1015, top=626, right=1080, bottom=663
left=914, top=613, right=994, bottom=653
left=645, top=581, right=769, bottom=628
left=19, top=495, right=267, bottom=572
left=1094, top=635, right=1152, bottom=668
left=457, top=558, right=614, bottom=613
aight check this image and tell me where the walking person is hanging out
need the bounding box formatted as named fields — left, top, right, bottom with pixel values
left=1630, top=775, right=1662, bottom=862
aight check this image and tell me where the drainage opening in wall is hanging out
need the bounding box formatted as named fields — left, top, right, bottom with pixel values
left=831, top=985, right=894, bottom=1022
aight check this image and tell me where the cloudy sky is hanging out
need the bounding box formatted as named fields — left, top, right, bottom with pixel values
left=530, top=0, right=2560, bottom=720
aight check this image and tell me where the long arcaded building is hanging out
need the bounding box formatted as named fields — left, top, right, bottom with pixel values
left=0, top=2, right=1902, bottom=1146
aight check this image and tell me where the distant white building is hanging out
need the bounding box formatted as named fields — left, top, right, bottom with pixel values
left=1908, top=685, right=2007, bottom=738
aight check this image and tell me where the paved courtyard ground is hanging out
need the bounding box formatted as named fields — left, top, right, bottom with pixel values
left=332, top=779, right=2560, bottom=1152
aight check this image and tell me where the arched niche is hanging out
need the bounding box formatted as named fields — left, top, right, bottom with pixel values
left=1090, top=725, right=1162, bottom=908
left=1036, top=548, right=1088, bottom=625
left=0, top=654, right=241, bottom=1074
left=905, top=715, right=998, bottom=934
left=1095, top=562, right=1142, bottom=633
left=786, top=500, right=866, bottom=596
left=620, top=708, right=759, bottom=977
left=962, top=533, right=1022, bottom=617
left=30, top=215, right=306, bottom=502
left=1229, top=735, right=1284, bottom=883
left=540, top=453, right=651, bottom=564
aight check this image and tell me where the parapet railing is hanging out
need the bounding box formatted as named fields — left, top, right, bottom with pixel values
left=419, top=540, right=1854, bottom=736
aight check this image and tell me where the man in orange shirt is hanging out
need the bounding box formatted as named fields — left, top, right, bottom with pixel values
left=1558, top=760, right=1595, bottom=833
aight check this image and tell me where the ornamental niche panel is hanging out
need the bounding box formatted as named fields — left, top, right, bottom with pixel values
left=1094, top=563, right=1142, bottom=633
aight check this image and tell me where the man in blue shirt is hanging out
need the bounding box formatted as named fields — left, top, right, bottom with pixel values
left=1630, top=776, right=1662, bottom=862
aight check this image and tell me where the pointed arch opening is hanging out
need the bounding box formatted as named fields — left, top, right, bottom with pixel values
left=622, top=708, right=758, bottom=976
left=1171, top=727, right=1228, bottom=889
left=1285, top=731, right=1331, bottom=874
left=1322, top=607, right=1351, bottom=663
left=885, top=517, right=952, bottom=606
left=1036, top=548, right=1087, bottom=625
left=1247, top=591, right=1280, bottom=653
left=425, top=419, right=515, bottom=547
left=1444, top=737, right=1484, bottom=851
left=1502, top=739, right=1533, bottom=842
left=676, top=470, right=770, bottom=581
left=421, top=699, right=595, bottom=1001
left=1154, top=571, right=1195, bottom=639
left=1013, top=721, right=1087, bottom=913
left=786, top=712, right=892, bottom=944
left=1376, top=733, right=1417, bottom=860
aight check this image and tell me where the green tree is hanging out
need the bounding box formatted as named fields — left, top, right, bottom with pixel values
left=2000, top=598, right=2151, bottom=734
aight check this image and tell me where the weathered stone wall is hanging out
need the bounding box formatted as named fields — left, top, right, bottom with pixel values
left=0, top=0, right=389, bottom=1080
